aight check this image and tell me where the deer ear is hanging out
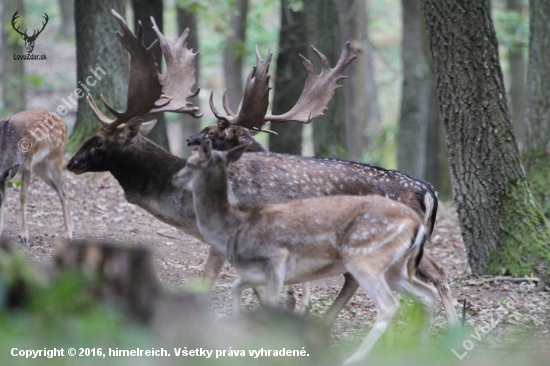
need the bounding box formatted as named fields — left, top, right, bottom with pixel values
left=4, top=164, right=20, bottom=180
left=117, top=120, right=142, bottom=142
left=225, top=143, right=248, bottom=165
left=139, top=120, right=157, bottom=136
left=198, top=140, right=213, bottom=165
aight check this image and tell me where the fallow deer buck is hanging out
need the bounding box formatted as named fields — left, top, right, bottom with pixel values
left=189, top=47, right=459, bottom=325
left=67, top=10, right=456, bottom=326
left=0, top=109, right=73, bottom=243
left=175, top=140, right=437, bottom=364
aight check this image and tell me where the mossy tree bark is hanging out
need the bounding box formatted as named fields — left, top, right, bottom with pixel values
left=421, top=0, right=550, bottom=282
left=70, top=0, right=128, bottom=151
left=304, top=0, right=347, bottom=158
left=523, top=0, right=550, bottom=218
left=269, top=0, right=307, bottom=156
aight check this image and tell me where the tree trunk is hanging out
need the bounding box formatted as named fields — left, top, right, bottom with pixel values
left=269, top=0, right=307, bottom=156
left=421, top=0, right=550, bottom=282
left=1, top=0, right=26, bottom=112
left=58, top=0, right=75, bottom=39
left=336, top=0, right=376, bottom=162
left=70, top=0, right=128, bottom=151
left=424, top=79, right=452, bottom=200
left=132, top=0, right=170, bottom=152
left=304, top=0, right=347, bottom=158
left=223, top=0, right=248, bottom=112
left=507, top=0, right=527, bottom=151
left=523, top=0, right=550, bottom=218
left=177, top=5, right=202, bottom=158
left=397, top=0, right=430, bottom=179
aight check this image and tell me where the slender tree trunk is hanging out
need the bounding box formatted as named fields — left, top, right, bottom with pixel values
left=177, top=5, right=202, bottom=157
left=422, top=0, right=550, bottom=282
left=223, top=0, right=248, bottom=111
left=336, top=0, right=375, bottom=162
left=304, top=0, right=347, bottom=158
left=1, top=0, right=26, bottom=112
left=70, top=0, right=127, bottom=151
left=58, top=0, right=75, bottom=39
left=523, top=0, right=550, bottom=217
left=132, top=0, right=170, bottom=151
left=269, top=0, right=306, bottom=156
left=397, top=0, right=430, bottom=179
left=507, top=0, right=527, bottom=151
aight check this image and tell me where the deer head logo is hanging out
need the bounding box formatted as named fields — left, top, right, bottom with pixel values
left=11, top=11, right=49, bottom=54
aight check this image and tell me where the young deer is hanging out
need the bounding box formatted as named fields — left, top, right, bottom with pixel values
left=67, top=10, right=456, bottom=326
left=189, top=47, right=459, bottom=325
left=175, top=140, right=437, bottom=364
left=0, top=109, right=73, bottom=243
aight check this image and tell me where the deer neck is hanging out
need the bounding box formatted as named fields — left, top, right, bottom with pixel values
left=108, top=135, right=202, bottom=238
left=191, top=171, right=242, bottom=257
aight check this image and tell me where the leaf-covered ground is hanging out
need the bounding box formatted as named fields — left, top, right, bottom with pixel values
left=1, top=161, right=549, bottom=359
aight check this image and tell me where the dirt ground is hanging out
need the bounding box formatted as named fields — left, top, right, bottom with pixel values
left=1, top=156, right=549, bottom=354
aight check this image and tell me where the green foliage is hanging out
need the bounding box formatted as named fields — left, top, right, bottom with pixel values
left=495, top=9, right=529, bottom=52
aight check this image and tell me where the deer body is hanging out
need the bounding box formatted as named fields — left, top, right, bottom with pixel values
left=176, top=142, right=437, bottom=364
left=0, top=109, right=72, bottom=243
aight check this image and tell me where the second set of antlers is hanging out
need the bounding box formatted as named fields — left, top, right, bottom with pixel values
left=89, top=10, right=356, bottom=135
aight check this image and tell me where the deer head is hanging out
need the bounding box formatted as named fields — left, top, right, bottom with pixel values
left=11, top=11, right=48, bottom=54
left=187, top=43, right=356, bottom=150
left=67, top=10, right=201, bottom=174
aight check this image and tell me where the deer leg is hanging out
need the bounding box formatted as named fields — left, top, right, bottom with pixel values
left=18, top=166, right=31, bottom=244
left=297, top=282, right=311, bottom=314
left=264, top=259, right=286, bottom=308
left=391, top=271, right=437, bottom=343
left=202, top=247, right=226, bottom=289
left=416, top=251, right=459, bottom=326
left=343, top=266, right=399, bottom=365
left=323, top=272, right=359, bottom=326
left=231, top=278, right=253, bottom=315
left=34, top=160, right=73, bottom=239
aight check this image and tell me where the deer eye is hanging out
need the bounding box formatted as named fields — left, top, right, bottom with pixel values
left=93, top=139, right=104, bottom=148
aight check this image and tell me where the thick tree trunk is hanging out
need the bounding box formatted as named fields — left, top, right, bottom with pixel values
left=422, top=0, right=550, bottom=282
left=269, top=0, right=306, bottom=156
left=70, top=0, right=127, bottom=151
left=304, top=0, right=347, bottom=158
left=132, top=0, right=170, bottom=152
left=337, top=0, right=376, bottom=162
left=523, top=0, right=550, bottom=217
left=223, top=0, right=248, bottom=112
left=397, top=0, right=430, bottom=179
left=507, top=0, right=527, bottom=151
left=177, top=5, right=202, bottom=158
left=1, top=0, right=26, bottom=111
left=58, top=0, right=75, bottom=39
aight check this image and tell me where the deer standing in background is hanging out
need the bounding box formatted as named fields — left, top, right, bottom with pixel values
left=0, top=109, right=73, bottom=243
left=188, top=47, right=458, bottom=325
left=67, top=10, right=457, bottom=326
left=175, top=140, right=437, bottom=365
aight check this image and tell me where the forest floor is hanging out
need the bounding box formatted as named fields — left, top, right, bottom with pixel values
left=1, top=158, right=549, bottom=360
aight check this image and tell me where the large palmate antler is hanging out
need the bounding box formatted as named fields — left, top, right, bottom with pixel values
left=87, top=10, right=201, bottom=131
left=210, top=42, right=356, bottom=134
left=150, top=17, right=202, bottom=117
